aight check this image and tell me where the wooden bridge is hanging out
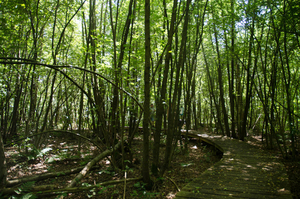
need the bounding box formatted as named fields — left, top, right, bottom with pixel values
left=176, top=133, right=292, bottom=199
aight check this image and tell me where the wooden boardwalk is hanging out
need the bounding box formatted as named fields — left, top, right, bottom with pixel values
left=176, top=133, right=292, bottom=199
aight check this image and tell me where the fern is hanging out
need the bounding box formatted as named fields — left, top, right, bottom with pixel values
left=20, top=193, right=37, bottom=199
left=14, top=181, right=36, bottom=196
left=20, top=181, right=35, bottom=192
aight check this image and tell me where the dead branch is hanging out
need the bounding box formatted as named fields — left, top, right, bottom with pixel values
left=165, top=176, right=180, bottom=192
left=66, top=141, right=122, bottom=188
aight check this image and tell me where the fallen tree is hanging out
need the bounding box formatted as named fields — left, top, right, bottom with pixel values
left=66, top=141, right=122, bottom=188
left=1, top=141, right=126, bottom=197
left=6, top=165, right=101, bottom=187
left=1, top=177, right=142, bottom=195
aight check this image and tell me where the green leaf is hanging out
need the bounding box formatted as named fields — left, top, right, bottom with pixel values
left=180, top=163, right=193, bottom=167
left=21, top=193, right=36, bottom=199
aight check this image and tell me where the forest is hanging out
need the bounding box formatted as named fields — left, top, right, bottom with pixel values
left=0, top=0, right=300, bottom=198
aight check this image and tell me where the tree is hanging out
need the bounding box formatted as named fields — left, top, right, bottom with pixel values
left=142, top=0, right=152, bottom=187
left=1, top=1, right=300, bottom=196
left=155, top=0, right=178, bottom=176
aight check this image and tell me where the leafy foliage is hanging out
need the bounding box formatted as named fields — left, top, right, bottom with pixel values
left=6, top=181, right=37, bottom=199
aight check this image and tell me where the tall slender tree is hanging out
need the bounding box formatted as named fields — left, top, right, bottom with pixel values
left=142, top=0, right=152, bottom=187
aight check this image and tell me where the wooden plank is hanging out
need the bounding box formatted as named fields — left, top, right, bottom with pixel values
left=184, top=132, right=224, bottom=152
left=176, top=190, right=289, bottom=199
left=175, top=133, right=292, bottom=199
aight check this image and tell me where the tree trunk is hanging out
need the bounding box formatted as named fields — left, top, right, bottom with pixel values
left=212, top=9, right=230, bottom=137
left=0, top=132, right=7, bottom=188
left=240, top=19, right=257, bottom=141
left=202, top=42, right=223, bottom=134
left=282, top=0, right=296, bottom=158
left=229, top=0, right=237, bottom=138
left=162, top=0, right=191, bottom=175
left=142, top=0, right=152, bottom=187
left=154, top=0, right=178, bottom=177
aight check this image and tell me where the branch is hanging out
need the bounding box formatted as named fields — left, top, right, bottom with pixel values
left=165, top=176, right=180, bottom=192
left=0, top=58, right=143, bottom=111
left=54, top=0, right=87, bottom=58
left=275, top=99, right=300, bottom=119
left=66, top=141, right=122, bottom=188
left=4, top=130, right=101, bottom=150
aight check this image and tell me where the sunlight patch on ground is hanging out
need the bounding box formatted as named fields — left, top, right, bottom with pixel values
left=277, top=188, right=291, bottom=194
left=166, top=192, right=176, bottom=198
left=60, top=142, right=67, bottom=146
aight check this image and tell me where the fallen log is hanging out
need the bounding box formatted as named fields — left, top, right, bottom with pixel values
left=41, top=177, right=143, bottom=194
left=66, top=141, right=122, bottom=188
left=6, top=165, right=100, bottom=187
left=2, top=142, right=123, bottom=197
left=1, top=177, right=143, bottom=195
left=1, top=184, right=56, bottom=195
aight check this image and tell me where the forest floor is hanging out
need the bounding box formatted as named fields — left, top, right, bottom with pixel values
left=4, top=133, right=300, bottom=199
left=285, top=159, right=300, bottom=199
left=4, top=133, right=221, bottom=199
